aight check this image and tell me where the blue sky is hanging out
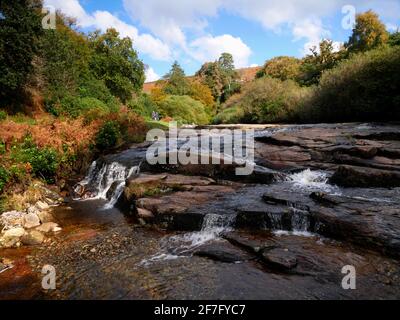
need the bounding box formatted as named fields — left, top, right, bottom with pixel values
left=45, top=0, right=399, bottom=82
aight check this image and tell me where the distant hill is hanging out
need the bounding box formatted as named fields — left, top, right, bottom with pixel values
left=143, top=66, right=261, bottom=93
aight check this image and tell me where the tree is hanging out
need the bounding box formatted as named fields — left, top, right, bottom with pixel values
left=346, top=10, right=389, bottom=53
left=299, top=39, right=344, bottom=86
left=163, top=61, right=190, bottom=95
left=388, top=31, right=400, bottom=47
left=196, top=53, right=240, bottom=104
left=89, top=28, right=145, bottom=103
left=0, top=0, right=43, bottom=109
left=188, top=79, right=215, bottom=108
left=256, top=56, right=301, bottom=81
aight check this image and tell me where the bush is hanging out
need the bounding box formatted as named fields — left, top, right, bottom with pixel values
left=128, top=94, right=156, bottom=118
left=11, top=136, right=59, bottom=183
left=0, top=166, right=9, bottom=193
left=304, top=46, right=400, bottom=122
left=95, top=121, right=121, bottom=151
left=0, top=110, right=7, bottom=121
left=156, top=95, right=210, bottom=125
left=215, top=77, right=309, bottom=123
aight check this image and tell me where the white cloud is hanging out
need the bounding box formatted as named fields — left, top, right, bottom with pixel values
left=44, top=0, right=171, bottom=61
left=123, top=0, right=223, bottom=46
left=145, top=67, right=160, bottom=82
left=189, top=34, right=252, bottom=68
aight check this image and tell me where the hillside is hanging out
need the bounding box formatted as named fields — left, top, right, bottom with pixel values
left=143, top=66, right=261, bottom=93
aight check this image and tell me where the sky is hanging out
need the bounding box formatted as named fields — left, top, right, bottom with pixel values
left=44, top=0, right=400, bottom=82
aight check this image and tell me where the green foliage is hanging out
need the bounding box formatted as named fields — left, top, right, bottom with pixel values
left=11, top=136, right=59, bottom=183
left=389, top=31, right=400, bottom=47
left=346, top=10, right=389, bottom=53
left=0, top=165, right=9, bottom=193
left=298, top=40, right=344, bottom=86
left=196, top=53, right=240, bottom=103
left=304, top=46, right=400, bottom=122
left=95, top=121, right=121, bottom=151
left=0, top=110, right=7, bottom=121
left=0, top=0, right=43, bottom=109
left=156, top=95, right=210, bottom=125
left=89, top=28, right=145, bottom=103
left=163, top=61, right=190, bottom=96
left=215, top=77, right=309, bottom=124
left=257, top=56, right=302, bottom=81
left=128, top=93, right=156, bottom=118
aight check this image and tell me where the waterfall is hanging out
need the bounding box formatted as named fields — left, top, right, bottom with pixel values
left=75, top=161, right=139, bottom=208
left=142, top=213, right=236, bottom=265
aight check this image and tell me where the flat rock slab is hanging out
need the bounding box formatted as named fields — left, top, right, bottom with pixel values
left=261, top=248, right=298, bottom=270
left=193, top=241, right=255, bottom=263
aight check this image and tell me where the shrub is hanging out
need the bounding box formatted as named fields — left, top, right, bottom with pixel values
left=0, top=110, right=7, bottom=121
left=95, top=121, right=121, bottom=151
left=215, top=77, right=309, bottom=123
left=11, top=136, right=59, bottom=183
left=128, top=94, right=156, bottom=118
left=0, top=166, right=9, bottom=193
left=156, top=95, right=210, bottom=125
left=305, top=46, right=400, bottom=122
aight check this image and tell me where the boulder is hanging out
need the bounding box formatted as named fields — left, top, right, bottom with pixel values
left=21, top=230, right=45, bottom=245
left=0, top=227, right=25, bottom=248
left=193, top=242, right=254, bottom=263
left=0, top=211, right=24, bottom=230
left=330, top=165, right=400, bottom=188
left=37, top=210, right=54, bottom=224
left=23, top=212, right=41, bottom=229
left=36, top=200, right=50, bottom=211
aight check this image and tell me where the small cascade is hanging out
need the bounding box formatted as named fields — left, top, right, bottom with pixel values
left=142, top=213, right=236, bottom=265
left=74, top=161, right=139, bottom=208
left=287, top=169, right=340, bottom=194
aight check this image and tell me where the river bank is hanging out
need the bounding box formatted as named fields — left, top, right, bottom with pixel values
left=1, top=122, right=400, bottom=299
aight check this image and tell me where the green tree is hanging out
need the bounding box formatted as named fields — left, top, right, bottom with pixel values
left=89, top=28, right=145, bottom=103
left=196, top=53, right=240, bottom=104
left=163, top=61, right=190, bottom=95
left=346, top=10, right=389, bottom=53
left=0, top=0, right=43, bottom=109
left=388, top=31, right=400, bottom=47
left=256, top=56, right=301, bottom=81
left=299, top=39, right=344, bottom=86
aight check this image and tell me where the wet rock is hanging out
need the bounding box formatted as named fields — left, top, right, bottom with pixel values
left=261, top=248, right=298, bottom=271
left=330, top=165, right=400, bottom=188
left=137, top=208, right=154, bottom=219
left=21, top=230, right=45, bottom=245
left=0, top=227, right=25, bottom=248
left=23, top=212, right=41, bottom=229
left=193, top=242, right=254, bottom=263
left=223, top=232, right=276, bottom=254
left=36, top=201, right=49, bottom=211
left=37, top=210, right=54, bottom=224
left=35, top=222, right=61, bottom=233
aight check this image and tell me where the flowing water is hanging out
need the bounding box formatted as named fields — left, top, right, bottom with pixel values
left=3, top=124, right=399, bottom=299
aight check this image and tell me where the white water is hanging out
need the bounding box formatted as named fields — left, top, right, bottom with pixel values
left=287, top=169, right=340, bottom=194
left=75, top=161, right=139, bottom=209
left=142, top=213, right=235, bottom=265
